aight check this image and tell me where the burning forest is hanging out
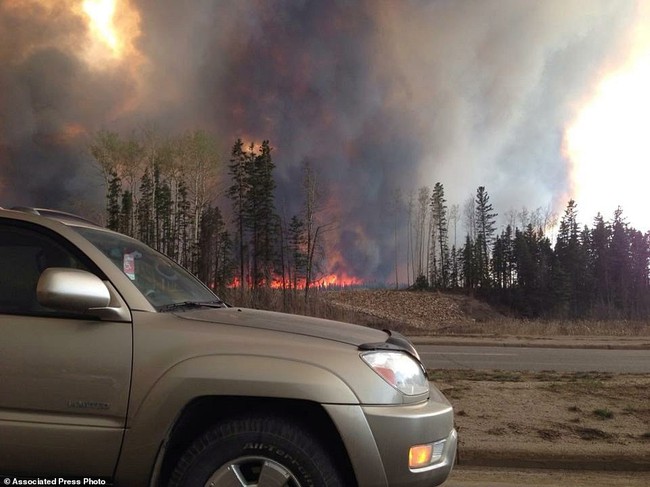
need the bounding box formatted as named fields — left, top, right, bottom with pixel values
left=2, top=0, right=650, bottom=315
left=89, top=129, right=364, bottom=295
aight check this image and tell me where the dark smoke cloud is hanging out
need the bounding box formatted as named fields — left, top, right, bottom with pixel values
left=0, top=0, right=138, bottom=214
left=0, top=0, right=638, bottom=281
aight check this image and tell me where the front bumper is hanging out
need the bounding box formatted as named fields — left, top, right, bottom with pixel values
left=324, top=390, right=457, bottom=487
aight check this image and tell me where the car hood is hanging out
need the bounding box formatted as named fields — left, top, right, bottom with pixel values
left=174, top=306, right=389, bottom=347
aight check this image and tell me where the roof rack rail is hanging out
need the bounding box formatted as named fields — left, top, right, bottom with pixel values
left=10, top=207, right=99, bottom=226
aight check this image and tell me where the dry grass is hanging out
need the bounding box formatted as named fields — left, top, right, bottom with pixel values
left=221, top=287, right=650, bottom=337
left=427, top=369, right=614, bottom=384
left=221, top=287, right=412, bottom=332
left=440, top=318, right=650, bottom=337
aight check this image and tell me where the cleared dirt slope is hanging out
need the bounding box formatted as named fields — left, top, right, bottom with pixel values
left=322, top=289, right=502, bottom=333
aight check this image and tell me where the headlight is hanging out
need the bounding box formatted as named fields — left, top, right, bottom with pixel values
left=361, top=351, right=429, bottom=396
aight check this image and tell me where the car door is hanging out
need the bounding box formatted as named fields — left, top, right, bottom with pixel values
left=0, top=220, right=132, bottom=478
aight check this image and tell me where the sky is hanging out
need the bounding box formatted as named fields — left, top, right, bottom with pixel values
left=0, top=0, right=648, bottom=282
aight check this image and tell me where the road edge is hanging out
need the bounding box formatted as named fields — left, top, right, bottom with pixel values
left=409, top=335, right=650, bottom=350
left=458, top=448, right=650, bottom=471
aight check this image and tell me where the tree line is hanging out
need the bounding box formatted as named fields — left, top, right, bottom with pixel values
left=89, top=129, right=326, bottom=304
left=408, top=184, right=650, bottom=320
left=90, top=129, right=650, bottom=319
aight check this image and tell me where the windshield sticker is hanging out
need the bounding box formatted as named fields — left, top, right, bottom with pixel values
left=123, top=252, right=136, bottom=280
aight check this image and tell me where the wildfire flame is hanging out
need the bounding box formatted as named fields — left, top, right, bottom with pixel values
left=317, top=273, right=363, bottom=288
left=80, top=0, right=142, bottom=68
left=227, top=273, right=363, bottom=290
left=269, top=273, right=362, bottom=290
left=83, top=0, right=120, bottom=56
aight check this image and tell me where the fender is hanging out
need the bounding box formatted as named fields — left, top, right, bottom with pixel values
left=114, top=354, right=359, bottom=485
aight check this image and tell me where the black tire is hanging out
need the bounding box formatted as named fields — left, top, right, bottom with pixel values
left=168, top=415, right=345, bottom=487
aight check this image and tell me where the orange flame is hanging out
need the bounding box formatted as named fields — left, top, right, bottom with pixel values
left=226, top=272, right=363, bottom=290
left=81, top=0, right=143, bottom=68
left=83, top=0, right=121, bottom=56
left=317, top=273, right=363, bottom=288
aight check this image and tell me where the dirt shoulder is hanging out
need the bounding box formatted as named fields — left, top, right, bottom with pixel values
left=432, top=369, right=650, bottom=472
left=444, top=466, right=650, bottom=487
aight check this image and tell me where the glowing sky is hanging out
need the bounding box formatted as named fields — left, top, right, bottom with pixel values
left=563, top=1, right=650, bottom=229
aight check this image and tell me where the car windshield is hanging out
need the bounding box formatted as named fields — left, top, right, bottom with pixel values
left=71, top=226, right=220, bottom=310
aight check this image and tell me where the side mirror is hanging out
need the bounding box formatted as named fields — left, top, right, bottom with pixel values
left=37, top=267, right=111, bottom=312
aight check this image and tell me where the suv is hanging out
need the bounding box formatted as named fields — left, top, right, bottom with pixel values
left=0, top=207, right=456, bottom=486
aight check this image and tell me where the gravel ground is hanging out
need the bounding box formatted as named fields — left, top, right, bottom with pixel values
left=443, top=467, right=650, bottom=486
left=431, top=370, right=650, bottom=471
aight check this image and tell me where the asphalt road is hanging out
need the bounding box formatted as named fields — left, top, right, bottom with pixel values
left=418, top=344, right=650, bottom=373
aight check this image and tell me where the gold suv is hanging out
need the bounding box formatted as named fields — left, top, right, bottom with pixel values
left=0, top=208, right=456, bottom=486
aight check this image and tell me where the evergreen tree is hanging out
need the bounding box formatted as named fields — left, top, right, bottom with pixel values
left=461, top=234, right=477, bottom=291
left=512, top=227, right=534, bottom=313
left=492, top=225, right=517, bottom=293
left=216, top=230, right=235, bottom=293
left=554, top=200, right=585, bottom=317
left=227, top=139, right=248, bottom=289
left=609, top=207, right=631, bottom=313
left=197, top=205, right=228, bottom=289
left=430, top=182, right=449, bottom=288
left=512, top=224, right=554, bottom=317
left=474, top=186, right=498, bottom=288
left=137, top=167, right=155, bottom=246
left=491, top=233, right=506, bottom=290
left=106, top=169, right=122, bottom=231
left=246, top=140, right=278, bottom=288
left=155, top=178, right=173, bottom=256
left=288, top=215, right=307, bottom=293
left=629, top=230, right=650, bottom=317
left=589, top=213, right=611, bottom=313
left=119, top=190, right=133, bottom=236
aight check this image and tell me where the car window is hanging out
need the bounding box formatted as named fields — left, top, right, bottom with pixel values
left=0, top=222, right=90, bottom=316
left=71, top=226, right=218, bottom=309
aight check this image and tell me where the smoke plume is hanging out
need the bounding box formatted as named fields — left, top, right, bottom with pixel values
left=0, top=0, right=638, bottom=281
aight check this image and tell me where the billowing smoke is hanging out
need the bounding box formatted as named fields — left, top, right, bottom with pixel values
left=0, top=0, right=638, bottom=281
left=0, top=1, right=140, bottom=213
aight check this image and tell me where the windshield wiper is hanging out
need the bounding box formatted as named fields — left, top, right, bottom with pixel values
left=158, top=300, right=226, bottom=313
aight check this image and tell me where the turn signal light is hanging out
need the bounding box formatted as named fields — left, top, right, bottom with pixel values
left=409, top=444, right=433, bottom=469
left=408, top=439, right=447, bottom=470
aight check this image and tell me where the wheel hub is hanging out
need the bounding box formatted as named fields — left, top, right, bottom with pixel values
left=204, top=455, right=302, bottom=487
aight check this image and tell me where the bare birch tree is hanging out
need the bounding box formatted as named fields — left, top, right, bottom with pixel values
left=303, top=160, right=321, bottom=300
left=390, top=188, right=403, bottom=289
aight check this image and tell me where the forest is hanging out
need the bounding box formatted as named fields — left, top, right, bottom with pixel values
left=89, top=129, right=650, bottom=320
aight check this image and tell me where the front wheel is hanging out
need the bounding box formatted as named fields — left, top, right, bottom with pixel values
left=168, top=415, right=345, bottom=487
